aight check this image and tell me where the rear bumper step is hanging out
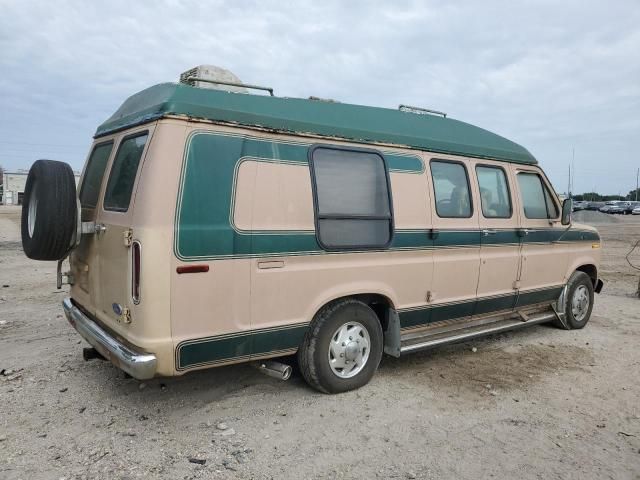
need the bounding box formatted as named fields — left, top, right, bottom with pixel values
left=62, top=298, right=157, bottom=380
left=400, top=311, right=557, bottom=354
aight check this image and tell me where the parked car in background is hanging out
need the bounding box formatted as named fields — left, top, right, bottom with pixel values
left=608, top=203, right=625, bottom=214
left=622, top=201, right=640, bottom=214
left=599, top=202, right=616, bottom=213
left=632, top=205, right=640, bottom=215
left=600, top=201, right=625, bottom=214
left=572, top=201, right=587, bottom=212
left=586, top=202, right=605, bottom=211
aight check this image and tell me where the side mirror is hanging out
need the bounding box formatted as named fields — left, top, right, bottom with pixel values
left=561, top=198, right=572, bottom=225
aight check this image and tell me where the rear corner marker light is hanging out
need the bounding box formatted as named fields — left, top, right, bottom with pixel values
left=176, top=265, right=210, bottom=274
left=132, top=241, right=141, bottom=304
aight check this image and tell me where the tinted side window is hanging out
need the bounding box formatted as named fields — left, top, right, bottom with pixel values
left=310, top=146, right=393, bottom=249
left=104, top=133, right=148, bottom=212
left=517, top=172, right=558, bottom=219
left=476, top=165, right=512, bottom=218
left=431, top=160, right=472, bottom=218
left=79, top=142, right=113, bottom=209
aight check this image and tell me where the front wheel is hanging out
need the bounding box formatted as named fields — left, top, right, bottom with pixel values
left=298, top=299, right=383, bottom=394
left=561, top=271, right=595, bottom=329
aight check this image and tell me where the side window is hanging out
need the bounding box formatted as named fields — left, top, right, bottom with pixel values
left=430, top=160, right=472, bottom=218
left=104, top=133, right=148, bottom=212
left=310, top=146, right=393, bottom=249
left=517, top=172, right=559, bottom=219
left=476, top=165, right=512, bottom=218
left=543, top=185, right=559, bottom=218
left=79, top=142, right=113, bottom=209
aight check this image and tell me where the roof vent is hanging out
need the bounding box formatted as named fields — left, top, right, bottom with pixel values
left=179, top=65, right=274, bottom=96
left=180, top=65, right=247, bottom=93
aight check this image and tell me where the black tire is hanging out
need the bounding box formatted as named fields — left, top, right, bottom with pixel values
left=298, top=298, right=383, bottom=394
left=558, top=271, right=595, bottom=329
left=21, top=160, right=77, bottom=261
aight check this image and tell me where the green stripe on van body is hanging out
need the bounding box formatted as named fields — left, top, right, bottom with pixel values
left=176, top=323, right=308, bottom=370
left=176, top=285, right=564, bottom=370
left=175, top=131, right=423, bottom=260
left=175, top=131, right=598, bottom=260
left=398, top=285, right=563, bottom=330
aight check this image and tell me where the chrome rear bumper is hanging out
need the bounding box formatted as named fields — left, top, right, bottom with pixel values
left=62, top=298, right=157, bottom=380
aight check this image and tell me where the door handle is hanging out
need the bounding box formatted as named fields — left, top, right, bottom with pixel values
left=518, top=228, right=530, bottom=237
left=258, top=260, right=285, bottom=269
left=482, top=229, right=497, bottom=236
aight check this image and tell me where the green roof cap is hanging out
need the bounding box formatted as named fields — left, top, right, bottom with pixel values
left=96, top=82, right=537, bottom=165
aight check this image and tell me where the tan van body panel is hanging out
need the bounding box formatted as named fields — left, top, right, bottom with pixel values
left=69, top=117, right=601, bottom=378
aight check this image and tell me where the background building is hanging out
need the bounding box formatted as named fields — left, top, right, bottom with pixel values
left=2, top=168, right=81, bottom=205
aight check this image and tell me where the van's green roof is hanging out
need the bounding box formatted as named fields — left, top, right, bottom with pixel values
left=95, top=82, right=537, bottom=165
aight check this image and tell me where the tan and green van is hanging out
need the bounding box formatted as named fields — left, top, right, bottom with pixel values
left=21, top=67, right=603, bottom=393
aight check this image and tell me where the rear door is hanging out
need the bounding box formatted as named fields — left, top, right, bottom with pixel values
left=92, top=127, right=152, bottom=326
left=72, top=139, right=116, bottom=311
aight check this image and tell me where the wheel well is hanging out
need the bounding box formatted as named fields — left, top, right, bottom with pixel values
left=576, top=264, right=598, bottom=286
left=321, top=294, right=394, bottom=332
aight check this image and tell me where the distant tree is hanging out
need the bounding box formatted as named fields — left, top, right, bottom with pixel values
left=575, top=192, right=630, bottom=202
left=627, top=188, right=640, bottom=201
left=577, top=192, right=602, bottom=201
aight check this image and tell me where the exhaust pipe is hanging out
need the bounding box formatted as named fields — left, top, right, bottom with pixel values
left=253, top=360, right=292, bottom=381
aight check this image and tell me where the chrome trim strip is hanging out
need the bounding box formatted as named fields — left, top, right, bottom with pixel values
left=62, top=298, right=157, bottom=380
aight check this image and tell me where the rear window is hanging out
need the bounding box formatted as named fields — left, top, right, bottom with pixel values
left=104, top=133, right=148, bottom=212
left=79, top=142, right=113, bottom=209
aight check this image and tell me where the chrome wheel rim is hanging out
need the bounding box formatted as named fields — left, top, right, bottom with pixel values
left=571, top=285, right=589, bottom=322
left=28, top=182, right=38, bottom=238
left=328, top=321, right=370, bottom=379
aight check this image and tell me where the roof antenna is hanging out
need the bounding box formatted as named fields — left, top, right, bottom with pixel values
left=398, top=104, right=447, bottom=118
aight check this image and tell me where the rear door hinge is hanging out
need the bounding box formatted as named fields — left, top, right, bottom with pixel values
left=123, top=229, right=133, bottom=247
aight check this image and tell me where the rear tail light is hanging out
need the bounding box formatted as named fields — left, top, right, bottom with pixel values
left=132, top=241, right=141, bottom=304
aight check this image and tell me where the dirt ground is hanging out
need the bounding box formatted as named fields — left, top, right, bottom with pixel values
left=1, top=205, right=639, bottom=480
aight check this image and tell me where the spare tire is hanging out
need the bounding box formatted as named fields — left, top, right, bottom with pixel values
left=21, top=160, right=77, bottom=261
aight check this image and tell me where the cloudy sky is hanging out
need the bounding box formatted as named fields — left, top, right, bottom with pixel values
left=1, top=0, right=638, bottom=194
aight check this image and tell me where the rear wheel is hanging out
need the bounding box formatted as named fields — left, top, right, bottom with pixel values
left=298, top=299, right=383, bottom=394
left=560, top=271, right=594, bottom=329
left=21, top=160, right=77, bottom=260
